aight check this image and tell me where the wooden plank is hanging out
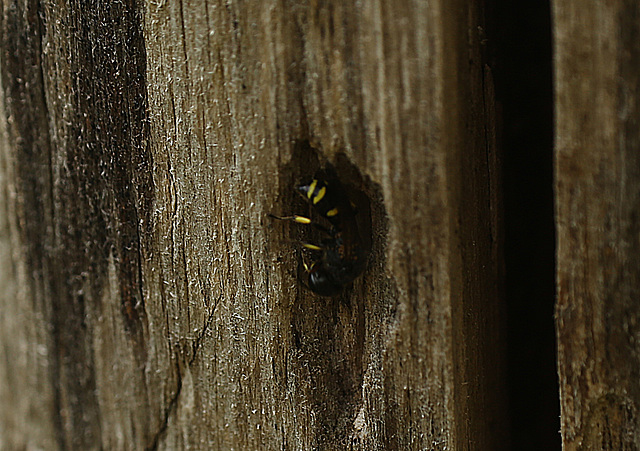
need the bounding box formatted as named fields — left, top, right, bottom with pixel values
left=0, top=1, right=66, bottom=448
left=553, top=1, right=640, bottom=448
left=0, top=0, right=506, bottom=448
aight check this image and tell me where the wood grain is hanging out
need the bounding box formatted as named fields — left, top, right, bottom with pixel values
left=0, top=0, right=506, bottom=448
left=553, top=1, right=640, bottom=449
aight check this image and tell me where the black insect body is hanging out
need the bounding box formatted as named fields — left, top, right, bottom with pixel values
left=272, top=173, right=369, bottom=296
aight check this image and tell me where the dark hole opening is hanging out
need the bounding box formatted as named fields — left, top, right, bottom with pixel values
left=487, top=0, right=560, bottom=448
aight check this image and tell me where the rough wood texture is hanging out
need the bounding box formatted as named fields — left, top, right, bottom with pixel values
left=554, top=1, right=640, bottom=449
left=0, top=0, right=505, bottom=449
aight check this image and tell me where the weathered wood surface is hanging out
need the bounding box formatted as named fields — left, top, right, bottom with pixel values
left=554, top=1, right=640, bottom=449
left=0, top=0, right=505, bottom=449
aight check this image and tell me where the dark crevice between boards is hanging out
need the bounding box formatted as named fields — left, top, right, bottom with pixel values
left=273, top=141, right=392, bottom=447
left=487, top=0, right=559, bottom=449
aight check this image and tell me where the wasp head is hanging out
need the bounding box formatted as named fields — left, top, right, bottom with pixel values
left=303, top=262, right=343, bottom=297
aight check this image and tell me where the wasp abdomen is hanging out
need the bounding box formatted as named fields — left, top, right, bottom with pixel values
left=297, top=178, right=354, bottom=228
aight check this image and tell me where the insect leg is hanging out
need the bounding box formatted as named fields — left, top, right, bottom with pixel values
left=268, top=213, right=332, bottom=235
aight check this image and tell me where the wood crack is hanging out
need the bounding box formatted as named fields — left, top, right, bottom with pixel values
left=145, top=294, right=221, bottom=450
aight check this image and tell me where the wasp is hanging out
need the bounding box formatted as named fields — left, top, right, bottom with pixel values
left=271, top=170, right=370, bottom=296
